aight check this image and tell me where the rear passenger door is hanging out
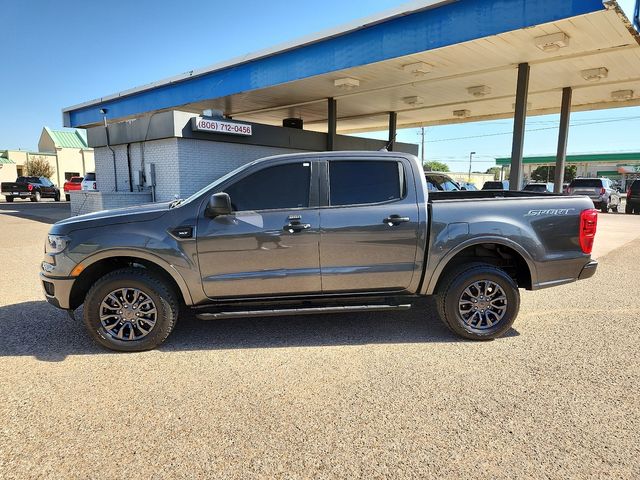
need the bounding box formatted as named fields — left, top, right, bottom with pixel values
left=319, top=157, right=420, bottom=293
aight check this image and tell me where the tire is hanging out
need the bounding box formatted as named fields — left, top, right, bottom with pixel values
left=5, top=196, right=13, bottom=202
left=436, top=262, right=520, bottom=340
left=54, top=191, right=61, bottom=201
left=600, top=201, right=608, bottom=214
left=83, top=268, right=179, bottom=352
left=65, top=194, right=70, bottom=201
left=626, top=204, right=633, bottom=214
left=30, top=191, right=41, bottom=202
left=611, top=204, right=618, bottom=213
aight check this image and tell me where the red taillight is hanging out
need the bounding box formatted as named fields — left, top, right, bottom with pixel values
left=27, top=184, right=33, bottom=191
left=600, top=187, right=606, bottom=195
left=567, top=188, right=573, bottom=195
left=579, top=209, right=598, bottom=254
left=92, top=182, right=97, bottom=190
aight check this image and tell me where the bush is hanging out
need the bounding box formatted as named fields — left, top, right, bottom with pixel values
left=25, top=156, right=55, bottom=179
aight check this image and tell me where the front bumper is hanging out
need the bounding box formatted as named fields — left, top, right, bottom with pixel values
left=578, top=260, right=598, bottom=280
left=40, top=272, right=75, bottom=309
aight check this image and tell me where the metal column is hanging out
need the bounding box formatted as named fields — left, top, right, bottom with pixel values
left=554, top=87, right=572, bottom=193
left=327, top=98, right=337, bottom=151
left=388, top=112, right=397, bottom=151
left=509, top=63, right=530, bottom=191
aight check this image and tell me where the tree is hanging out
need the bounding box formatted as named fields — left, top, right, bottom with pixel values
left=530, top=165, right=577, bottom=183
left=25, top=155, right=55, bottom=179
left=424, top=161, right=450, bottom=172
left=485, top=167, right=502, bottom=180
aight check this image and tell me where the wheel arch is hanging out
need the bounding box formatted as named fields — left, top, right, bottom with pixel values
left=69, top=249, right=193, bottom=310
left=424, top=237, right=537, bottom=295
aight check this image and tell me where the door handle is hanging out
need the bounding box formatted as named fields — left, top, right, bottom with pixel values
left=383, top=215, right=410, bottom=226
left=284, top=221, right=311, bottom=233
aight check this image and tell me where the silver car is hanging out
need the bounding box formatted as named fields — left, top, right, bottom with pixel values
left=567, top=178, right=621, bottom=213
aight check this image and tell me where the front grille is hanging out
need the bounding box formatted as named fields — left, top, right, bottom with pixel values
left=43, top=281, right=55, bottom=296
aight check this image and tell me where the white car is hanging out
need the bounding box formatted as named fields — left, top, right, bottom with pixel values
left=81, top=172, right=97, bottom=191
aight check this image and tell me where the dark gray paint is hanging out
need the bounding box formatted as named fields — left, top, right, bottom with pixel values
left=509, top=62, right=530, bottom=191
left=42, top=151, right=595, bottom=312
left=554, top=87, right=572, bottom=194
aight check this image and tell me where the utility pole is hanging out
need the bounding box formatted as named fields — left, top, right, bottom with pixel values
left=420, top=127, right=425, bottom=163
left=468, top=151, right=476, bottom=181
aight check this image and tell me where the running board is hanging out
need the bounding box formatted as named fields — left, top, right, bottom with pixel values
left=195, top=304, right=412, bottom=320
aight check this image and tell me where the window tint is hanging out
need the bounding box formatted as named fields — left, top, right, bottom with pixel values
left=329, top=161, right=402, bottom=206
left=84, top=173, right=96, bottom=181
left=630, top=180, right=640, bottom=192
left=225, top=162, right=310, bottom=211
left=570, top=179, right=602, bottom=188
left=40, top=178, right=53, bottom=186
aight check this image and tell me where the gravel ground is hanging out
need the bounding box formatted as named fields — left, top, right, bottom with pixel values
left=0, top=206, right=639, bottom=479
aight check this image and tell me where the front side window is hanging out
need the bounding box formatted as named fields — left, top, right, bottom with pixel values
left=329, top=160, right=403, bottom=206
left=224, top=162, right=310, bottom=212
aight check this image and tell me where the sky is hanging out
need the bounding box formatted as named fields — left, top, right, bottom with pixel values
left=1, top=0, right=639, bottom=173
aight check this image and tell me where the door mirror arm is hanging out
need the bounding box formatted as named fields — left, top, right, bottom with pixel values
left=205, top=192, right=233, bottom=218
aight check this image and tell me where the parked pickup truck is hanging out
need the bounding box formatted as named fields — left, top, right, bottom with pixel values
left=41, top=152, right=599, bottom=351
left=2, top=176, right=61, bottom=202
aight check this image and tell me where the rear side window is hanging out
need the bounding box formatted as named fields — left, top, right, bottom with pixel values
left=630, top=180, right=640, bottom=192
left=329, top=161, right=403, bottom=206
left=225, top=162, right=310, bottom=211
left=570, top=179, right=602, bottom=188
left=84, top=173, right=96, bottom=181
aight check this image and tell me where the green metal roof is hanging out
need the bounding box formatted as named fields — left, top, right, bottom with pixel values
left=496, top=152, right=640, bottom=166
left=0, top=156, right=15, bottom=164
left=44, top=127, right=88, bottom=149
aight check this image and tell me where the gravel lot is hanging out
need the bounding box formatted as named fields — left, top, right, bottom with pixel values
left=0, top=203, right=639, bottom=479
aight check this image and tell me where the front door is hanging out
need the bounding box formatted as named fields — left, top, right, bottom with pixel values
left=196, top=160, right=321, bottom=298
left=319, top=158, right=420, bottom=293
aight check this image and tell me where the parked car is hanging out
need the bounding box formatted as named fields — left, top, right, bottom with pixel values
left=81, top=172, right=97, bottom=191
left=566, top=178, right=621, bottom=213
left=424, top=172, right=460, bottom=192
left=1, top=176, right=60, bottom=202
left=63, top=176, right=83, bottom=201
left=626, top=179, right=640, bottom=214
left=458, top=181, right=478, bottom=191
left=562, top=183, right=570, bottom=194
left=482, top=180, right=509, bottom=190
left=523, top=183, right=554, bottom=193
left=41, top=151, right=599, bottom=351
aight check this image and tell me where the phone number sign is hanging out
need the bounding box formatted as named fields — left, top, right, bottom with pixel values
left=192, top=117, right=252, bottom=136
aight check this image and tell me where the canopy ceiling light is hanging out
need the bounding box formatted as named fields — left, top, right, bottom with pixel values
left=611, top=89, right=634, bottom=101
left=334, top=77, right=360, bottom=89
left=453, top=109, right=471, bottom=118
left=467, top=85, right=492, bottom=97
left=581, top=67, right=609, bottom=82
left=534, top=32, right=570, bottom=52
left=403, top=96, right=424, bottom=106
left=402, top=61, right=433, bottom=76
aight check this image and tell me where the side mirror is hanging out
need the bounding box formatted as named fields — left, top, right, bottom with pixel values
left=205, top=192, right=232, bottom=218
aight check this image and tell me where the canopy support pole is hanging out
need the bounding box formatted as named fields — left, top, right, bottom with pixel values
left=510, top=63, right=530, bottom=191
left=554, top=87, right=572, bottom=193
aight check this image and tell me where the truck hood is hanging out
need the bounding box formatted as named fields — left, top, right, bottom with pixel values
left=50, top=201, right=173, bottom=234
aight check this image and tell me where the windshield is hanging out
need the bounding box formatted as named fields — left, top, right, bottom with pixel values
left=425, top=174, right=460, bottom=191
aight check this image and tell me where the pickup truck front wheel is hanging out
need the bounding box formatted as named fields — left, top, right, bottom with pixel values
left=436, top=263, right=520, bottom=340
left=83, top=268, right=179, bottom=352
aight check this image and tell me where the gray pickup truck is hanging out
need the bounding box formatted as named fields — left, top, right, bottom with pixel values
left=41, top=151, right=598, bottom=351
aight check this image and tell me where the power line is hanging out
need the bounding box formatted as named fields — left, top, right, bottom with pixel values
left=427, top=116, right=640, bottom=143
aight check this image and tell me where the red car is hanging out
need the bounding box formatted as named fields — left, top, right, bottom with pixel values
left=63, top=176, right=83, bottom=201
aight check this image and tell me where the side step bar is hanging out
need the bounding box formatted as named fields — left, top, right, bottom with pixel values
left=195, top=304, right=412, bottom=320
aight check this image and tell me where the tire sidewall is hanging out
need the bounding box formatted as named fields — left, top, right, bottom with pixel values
left=444, top=267, right=520, bottom=339
left=83, top=272, right=176, bottom=352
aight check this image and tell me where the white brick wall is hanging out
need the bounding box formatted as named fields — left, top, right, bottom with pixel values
left=70, top=191, right=153, bottom=216
left=89, top=138, right=304, bottom=212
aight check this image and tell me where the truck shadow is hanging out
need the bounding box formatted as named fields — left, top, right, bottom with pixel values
left=0, top=201, right=71, bottom=224
left=0, top=299, right=519, bottom=361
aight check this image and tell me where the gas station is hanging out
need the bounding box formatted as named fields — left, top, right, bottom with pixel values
left=62, top=0, right=640, bottom=214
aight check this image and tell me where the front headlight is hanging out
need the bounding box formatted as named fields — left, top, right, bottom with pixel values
left=46, top=235, right=70, bottom=254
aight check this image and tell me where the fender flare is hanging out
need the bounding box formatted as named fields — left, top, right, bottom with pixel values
left=77, top=248, right=194, bottom=305
left=423, top=236, right=538, bottom=295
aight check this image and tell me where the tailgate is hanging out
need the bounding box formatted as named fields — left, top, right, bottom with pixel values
left=1, top=183, right=27, bottom=193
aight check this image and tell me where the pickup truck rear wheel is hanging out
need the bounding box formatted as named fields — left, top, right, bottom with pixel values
left=30, top=191, right=41, bottom=202
left=83, top=268, right=179, bottom=352
left=436, top=263, right=520, bottom=340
